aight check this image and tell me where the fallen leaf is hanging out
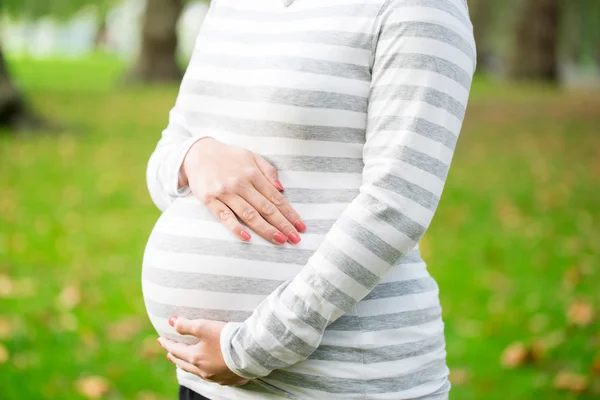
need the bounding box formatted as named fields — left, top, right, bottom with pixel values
left=553, top=371, right=588, bottom=393
left=567, top=300, right=594, bottom=327
left=0, top=343, right=8, bottom=363
left=56, top=284, right=81, bottom=310
left=495, top=197, right=523, bottom=230
left=563, top=266, right=582, bottom=291
left=449, top=368, right=469, bottom=385
left=0, top=317, right=12, bottom=339
left=136, top=391, right=160, bottom=400
left=530, top=339, right=546, bottom=361
left=501, top=342, right=530, bottom=369
left=0, top=274, right=13, bottom=297
left=75, top=376, right=110, bottom=399
left=106, top=317, right=143, bottom=341
left=592, top=354, right=600, bottom=375
left=140, top=336, right=162, bottom=359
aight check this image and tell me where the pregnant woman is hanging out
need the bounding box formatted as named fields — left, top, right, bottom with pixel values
left=143, top=0, right=476, bottom=399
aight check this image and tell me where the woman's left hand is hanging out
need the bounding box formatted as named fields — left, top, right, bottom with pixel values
left=157, top=317, right=249, bottom=386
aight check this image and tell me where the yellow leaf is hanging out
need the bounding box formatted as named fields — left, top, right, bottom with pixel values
left=75, top=376, right=110, bottom=400
left=106, top=316, right=143, bottom=341
left=563, top=266, right=582, bottom=291
left=136, top=391, right=160, bottom=400
left=500, top=342, right=529, bottom=369
left=495, top=197, right=523, bottom=230
left=140, top=336, right=162, bottom=360
left=567, top=300, right=594, bottom=327
left=0, top=317, right=12, bottom=339
left=0, top=274, right=13, bottom=297
left=56, top=284, right=81, bottom=310
left=553, top=371, right=589, bottom=393
left=449, top=368, right=469, bottom=385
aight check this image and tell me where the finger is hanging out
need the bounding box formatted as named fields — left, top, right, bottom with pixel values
left=251, top=174, right=306, bottom=234
left=253, top=153, right=284, bottom=191
left=166, top=352, right=204, bottom=377
left=158, top=337, right=199, bottom=364
left=238, top=186, right=301, bottom=244
left=173, top=317, right=206, bottom=337
left=203, top=197, right=253, bottom=241
left=219, top=193, right=288, bottom=245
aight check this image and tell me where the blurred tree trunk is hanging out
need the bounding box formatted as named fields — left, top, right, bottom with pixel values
left=561, top=0, right=583, bottom=64
left=509, top=0, right=560, bottom=81
left=95, top=17, right=108, bottom=50
left=127, top=0, right=184, bottom=83
left=468, top=0, right=492, bottom=72
left=0, top=47, right=42, bottom=131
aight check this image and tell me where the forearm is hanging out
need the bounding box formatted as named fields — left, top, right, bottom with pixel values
left=220, top=0, right=476, bottom=379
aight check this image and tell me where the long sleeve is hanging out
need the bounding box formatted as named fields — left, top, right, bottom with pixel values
left=146, top=117, right=207, bottom=212
left=146, top=7, right=215, bottom=212
left=220, top=0, right=476, bottom=379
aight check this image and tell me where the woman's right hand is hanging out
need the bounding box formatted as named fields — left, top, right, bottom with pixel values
left=180, top=137, right=306, bottom=245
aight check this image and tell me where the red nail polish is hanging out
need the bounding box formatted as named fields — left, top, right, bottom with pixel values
left=241, top=230, right=251, bottom=241
left=294, top=221, right=306, bottom=232
left=274, top=179, right=284, bottom=191
left=288, top=232, right=301, bottom=244
left=169, top=316, right=178, bottom=327
left=274, top=232, right=287, bottom=244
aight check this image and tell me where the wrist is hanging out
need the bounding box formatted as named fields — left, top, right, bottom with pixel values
left=179, top=136, right=215, bottom=189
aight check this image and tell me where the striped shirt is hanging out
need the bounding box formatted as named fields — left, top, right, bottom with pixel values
left=144, top=0, right=475, bottom=399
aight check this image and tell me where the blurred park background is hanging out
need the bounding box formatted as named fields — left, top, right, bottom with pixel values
left=0, top=0, right=599, bottom=399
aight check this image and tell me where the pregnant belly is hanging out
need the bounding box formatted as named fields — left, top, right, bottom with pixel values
left=141, top=194, right=341, bottom=341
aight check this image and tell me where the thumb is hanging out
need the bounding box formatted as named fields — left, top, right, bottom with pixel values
left=253, top=153, right=284, bottom=191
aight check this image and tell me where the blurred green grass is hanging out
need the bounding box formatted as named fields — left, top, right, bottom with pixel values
left=1, top=56, right=599, bottom=399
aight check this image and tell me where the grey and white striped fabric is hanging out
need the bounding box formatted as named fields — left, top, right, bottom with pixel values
left=144, top=0, right=475, bottom=398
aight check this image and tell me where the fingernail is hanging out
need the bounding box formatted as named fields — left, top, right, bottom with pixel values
left=294, top=220, right=306, bottom=232
left=157, top=338, right=162, bottom=345
left=288, top=232, right=301, bottom=244
left=273, top=232, right=287, bottom=244
left=274, top=179, right=284, bottom=191
left=241, top=230, right=251, bottom=241
left=166, top=354, right=171, bottom=361
left=169, top=316, right=178, bottom=327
